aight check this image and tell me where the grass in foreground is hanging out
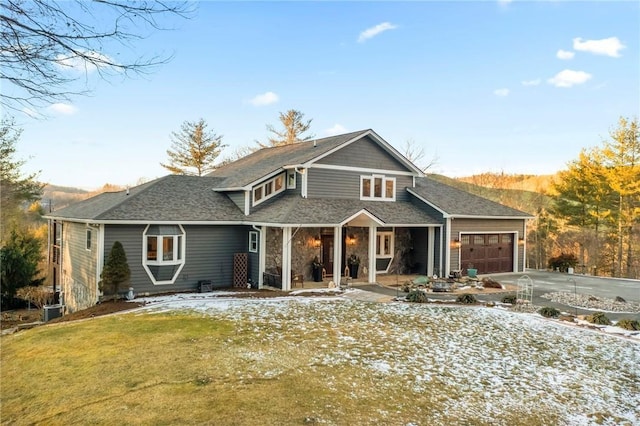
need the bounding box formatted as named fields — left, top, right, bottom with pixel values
left=2, top=299, right=639, bottom=425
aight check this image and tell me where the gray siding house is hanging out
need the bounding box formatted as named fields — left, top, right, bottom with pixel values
left=46, top=129, right=532, bottom=312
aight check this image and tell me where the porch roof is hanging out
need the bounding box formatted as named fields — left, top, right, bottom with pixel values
left=247, top=193, right=441, bottom=226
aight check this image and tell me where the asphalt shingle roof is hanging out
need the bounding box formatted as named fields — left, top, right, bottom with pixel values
left=46, top=175, right=244, bottom=222
left=247, top=193, right=441, bottom=226
left=410, top=176, right=532, bottom=218
left=208, top=130, right=371, bottom=188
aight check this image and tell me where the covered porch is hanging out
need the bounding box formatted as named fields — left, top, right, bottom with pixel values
left=257, top=210, right=443, bottom=291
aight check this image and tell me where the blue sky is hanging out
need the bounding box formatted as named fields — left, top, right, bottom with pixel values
left=13, top=1, right=640, bottom=190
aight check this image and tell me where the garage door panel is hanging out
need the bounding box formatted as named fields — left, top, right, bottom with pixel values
left=460, top=233, right=514, bottom=274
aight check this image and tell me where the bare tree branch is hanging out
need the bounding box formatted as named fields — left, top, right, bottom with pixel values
left=0, top=0, right=193, bottom=113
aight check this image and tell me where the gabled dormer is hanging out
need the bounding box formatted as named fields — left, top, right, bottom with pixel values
left=207, top=129, right=423, bottom=214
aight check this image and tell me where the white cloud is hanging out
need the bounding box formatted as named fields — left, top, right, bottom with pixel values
left=248, top=91, right=279, bottom=107
left=55, top=51, right=115, bottom=73
left=547, top=69, right=592, bottom=88
left=556, top=49, right=575, bottom=60
left=358, top=22, right=397, bottom=43
left=494, top=88, right=510, bottom=97
left=325, top=124, right=348, bottom=136
left=47, top=103, right=78, bottom=115
left=521, top=79, right=541, bottom=86
left=573, top=37, right=625, bottom=57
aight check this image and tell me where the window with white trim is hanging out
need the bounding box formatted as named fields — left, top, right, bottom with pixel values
left=86, top=228, right=92, bottom=251
left=375, top=230, right=394, bottom=273
left=143, top=225, right=186, bottom=284
left=253, top=173, right=286, bottom=206
left=249, top=231, right=258, bottom=253
left=360, top=175, right=395, bottom=201
left=376, top=231, right=394, bottom=257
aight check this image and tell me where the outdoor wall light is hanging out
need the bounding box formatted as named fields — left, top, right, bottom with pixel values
left=453, top=238, right=462, bottom=249
left=518, top=237, right=525, bottom=245
left=347, top=234, right=356, bottom=245
left=313, top=236, right=321, bottom=248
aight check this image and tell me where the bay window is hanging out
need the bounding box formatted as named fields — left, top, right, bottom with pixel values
left=143, top=225, right=186, bottom=284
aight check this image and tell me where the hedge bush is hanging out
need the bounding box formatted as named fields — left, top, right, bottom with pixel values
left=406, top=290, right=429, bottom=303
left=501, top=294, right=517, bottom=304
left=547, top=253, right=578, bottom=272
left=586, top=312, right=611, bottom=325
left=456, top=293, right=477, bottom=304
left=538, top=306, right=560, bottom=318
left=615, top=318, right=639, bottom=331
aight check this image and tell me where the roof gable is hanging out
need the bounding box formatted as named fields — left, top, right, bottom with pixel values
left=208, top=129, right=422, bottom=190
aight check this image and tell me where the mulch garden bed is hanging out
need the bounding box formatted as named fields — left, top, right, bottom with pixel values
left=2, top=288, right=331, bottom=331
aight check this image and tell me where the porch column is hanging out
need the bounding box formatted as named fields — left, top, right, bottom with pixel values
left=258, top=226, right=266, bottom=288
left=368, top=226, right=376, bottom=283
left=282, top=227, right=292, bottom=290
left=444, top=218, right=452, bottom=278
left=333, top=226, right=342, bottom=285
left=427, top=227, right=435, bottom=277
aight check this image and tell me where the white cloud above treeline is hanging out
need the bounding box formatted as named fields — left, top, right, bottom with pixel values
left=547, top=69, right=592, bottom=88
left=521, top=79, right=541, bottom=86
left=325, top=124, right=347, bottom=135
left=358, top=22, right=397, bottom=43
left=556, top=49, right=575, bottom=60
left=248, top=91, right=279, bottom=106
left=48, top=103, right=78, bottom=115
left=573, top=37, right=625, bottom=57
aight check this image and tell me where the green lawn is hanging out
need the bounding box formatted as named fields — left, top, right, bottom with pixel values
left=2, top=298, right=639, bottom=425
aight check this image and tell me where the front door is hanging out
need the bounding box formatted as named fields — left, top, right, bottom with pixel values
left=321, top=235, right=334, bottom=276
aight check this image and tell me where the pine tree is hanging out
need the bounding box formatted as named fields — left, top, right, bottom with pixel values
left=261, top=109, right=314, bottom=147
left=0, top=117, right=44, bottom=241
left=600, top=117, right=640, bottom=277
left=160, top=119, right=226, bottom=176
left=0, top=229, right=45, bottom=305
left=99, top=241, right=131, bottom=296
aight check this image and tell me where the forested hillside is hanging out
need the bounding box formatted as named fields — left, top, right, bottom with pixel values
left=429, top=173, right=554, bottom=215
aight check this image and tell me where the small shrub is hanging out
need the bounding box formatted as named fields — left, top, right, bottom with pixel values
left=481, top=277, right=502, bottom=289
left=406, top=290, right=428, bottom=303
left=586, top=312, right=611, bottom=325
left=547, top=252, right=578, bottom=272
left=616, top=318, right=640, bottom=331
left=501, top=294, right=517, bottom=304
left=538, top=306, right=560, bottom=318
left=456, top=293, right=477, bottom=304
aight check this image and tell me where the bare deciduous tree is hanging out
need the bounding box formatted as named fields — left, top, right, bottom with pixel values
left=403, top=139, right=439, bottom=172
left=0, top=0, right=193, bottom=113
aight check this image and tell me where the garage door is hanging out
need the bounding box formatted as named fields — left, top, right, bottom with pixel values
left=460, top=234, right=514, bottom=274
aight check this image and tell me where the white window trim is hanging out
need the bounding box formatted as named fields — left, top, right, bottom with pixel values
left=249, top=231, right=258, bottom=253
left=253, top=173, right=286, bottom=206
left=376, top=231, right=394, bottom=258
left=360, top=175, right=396, bottom=201
left=142, top=224, right=186, bottom=285
left=286, top=170, right=296, bottom=189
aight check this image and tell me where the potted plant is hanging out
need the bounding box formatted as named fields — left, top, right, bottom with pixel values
left=311, top=256, right=323, bottom=282
left=348, top=254, right=360, bottom=279
left=466, top=263, right=478, bottom=278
